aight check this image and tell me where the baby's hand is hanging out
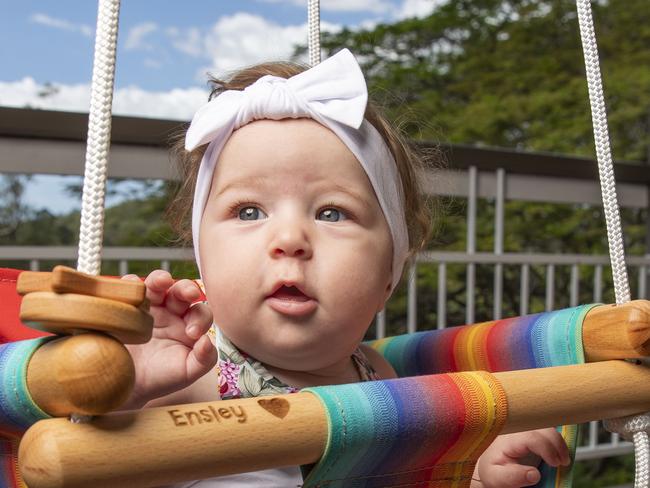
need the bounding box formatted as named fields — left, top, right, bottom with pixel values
left=473, top=428, right=570, bottom=487
left=122, top=270, right=217, bottom=409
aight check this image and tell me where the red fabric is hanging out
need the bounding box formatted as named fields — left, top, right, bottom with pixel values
left=0, top=268, right=206, bottom=345
left=0, top=268, right=50, bottom=344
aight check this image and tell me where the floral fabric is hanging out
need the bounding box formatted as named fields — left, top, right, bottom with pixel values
left=211, top=327, right=380, bottom=400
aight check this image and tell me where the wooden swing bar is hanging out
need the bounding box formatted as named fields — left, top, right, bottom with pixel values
left=18, top=360, right=650, bottom=488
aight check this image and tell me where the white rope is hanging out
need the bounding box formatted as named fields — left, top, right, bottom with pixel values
left=575, top=1, right=647, bottom=486
left=72, top=0, right=121, bottom=423
left=308, top=0, right=321, bottom=66
left=77, top=0, right=121, bottom=276
left=575, top=0, right=630, bottom=305
left=633, top=432, right=650, bottom=487
left=604, top=414, right=650, bottom=487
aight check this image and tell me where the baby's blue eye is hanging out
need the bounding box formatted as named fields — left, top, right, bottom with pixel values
left=318, top=208, right=346, bottom=222
left=239, top=206, right=267, bottom=220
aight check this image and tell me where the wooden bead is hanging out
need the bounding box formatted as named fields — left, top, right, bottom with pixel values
left=17, top=265, right=147, bottom=307
left=27, top=334, right=135, bottom=417
left=583, top=300, right=650, bottom=362
left=20, top=292, right=153, bottom=344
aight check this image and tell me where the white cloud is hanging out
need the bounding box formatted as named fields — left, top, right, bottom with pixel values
left=30, top=13, right=93, bottom=37
left=259, top=0, right=393, bottom=14
left=198, top=13, right=341, bottom=76
left=111, top=85, right=208, bottom=119
left=0, top=78, right=208, bottom=121
left=125, top=22, right=158, bottom=51
left=166, top=27, right=203, bottom=58
left=395, top=0, right=448, bottom=19
left=203, top=13, right=307, bottom=73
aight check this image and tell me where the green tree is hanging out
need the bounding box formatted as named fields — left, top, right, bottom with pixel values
left=0, top=175, right=33, bottom=241
left=314, top=0, right=650, bottom=161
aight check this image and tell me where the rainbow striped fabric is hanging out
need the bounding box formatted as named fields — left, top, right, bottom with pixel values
left=0, top=338, right=52, bottom=487
left=304, top=371, right=507, bottom=487
left=0, top=306, right=594, bottom=487
left=369, top=304, right=597, bottom=488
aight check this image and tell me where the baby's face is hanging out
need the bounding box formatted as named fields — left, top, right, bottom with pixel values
left=199, top=118, right=393, bottom=372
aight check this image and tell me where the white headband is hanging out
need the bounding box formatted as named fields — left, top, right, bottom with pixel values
left=186, top=49, right=409, bottom=291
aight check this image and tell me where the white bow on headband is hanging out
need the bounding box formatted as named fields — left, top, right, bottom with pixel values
left=186, top=48, right=409, bottom=292
left=186, top=49, right=368, bottom=149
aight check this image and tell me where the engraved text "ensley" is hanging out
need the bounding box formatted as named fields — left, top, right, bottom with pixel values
left=168, top=405, right=248, bottom=426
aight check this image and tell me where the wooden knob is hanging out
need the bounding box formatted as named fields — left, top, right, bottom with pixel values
left=583, top=300, right=650, bottom=361
left=20, top=292, right=153, bottom=344
left=27, top=334, right=135, bottom=416
left=17, top=265, right=147, bottom=307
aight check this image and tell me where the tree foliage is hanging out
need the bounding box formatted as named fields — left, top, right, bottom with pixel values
left=316, top=0, right=650, bottom=161
left=0, top=176, right=33, bottom=240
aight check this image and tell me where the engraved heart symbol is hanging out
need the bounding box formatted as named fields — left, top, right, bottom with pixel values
left=257, top=398, right=290, bottom=419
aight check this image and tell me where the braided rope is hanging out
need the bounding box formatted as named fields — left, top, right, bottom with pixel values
left=77, top=0, right=121, bottom=276
left=575, top=0, right=630, bottom=305
left=72, top=0, right=121, bottom=423
left=633, top=432, right=650, bottom=487
left=604, top=414, right=650, bottom=487
left=575, top=1, right=646, bottom=486
left=308, top=0, right=321, bottom=66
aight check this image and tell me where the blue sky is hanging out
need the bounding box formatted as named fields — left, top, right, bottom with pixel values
left=2, top=1, right=377, bottom=92
left=1, top=0, right=437, bottom=112
left=1, top=0, right=439, bottom=214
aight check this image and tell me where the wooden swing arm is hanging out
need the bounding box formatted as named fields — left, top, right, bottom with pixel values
left=19, top=360, right=650, bottom=488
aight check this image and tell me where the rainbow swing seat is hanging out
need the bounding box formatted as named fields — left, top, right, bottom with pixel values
left=2, top=266, right=650, bottom=487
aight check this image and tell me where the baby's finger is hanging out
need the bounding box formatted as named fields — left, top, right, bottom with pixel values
left=186, top=335, right=218, bottom=383
left=144, top=270, right=174, bottom=305
left=520, top=430, right=567, bottom=468
left=534, top=428, right=571, bottom=466
left=165, top=279, right=202, bottom=316
left=184, top=303, right=213, bottom=340
left=483, top=464, right=541, bottom=488
left=121, top=274, right=141, bottom=282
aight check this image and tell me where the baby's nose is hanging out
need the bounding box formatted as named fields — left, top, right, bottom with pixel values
left=268, top=225, right=313, bottom=259
left=272, top=246, right=308, bottom=258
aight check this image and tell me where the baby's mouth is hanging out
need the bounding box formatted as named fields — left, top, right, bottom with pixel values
left=271, top=285, right=310, bottom=301
left=266, top=284, right=317, bottom=316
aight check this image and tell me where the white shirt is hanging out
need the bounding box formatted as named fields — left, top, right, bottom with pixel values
left=162, top=466, right=303, bottom=488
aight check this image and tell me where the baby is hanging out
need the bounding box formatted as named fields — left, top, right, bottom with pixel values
left=123, top=49, right=569, bottom=487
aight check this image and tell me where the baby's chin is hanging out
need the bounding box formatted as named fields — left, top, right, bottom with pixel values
left=228, top=332, right=350, bottom=373
left=243, top=339, right=337, bottom=370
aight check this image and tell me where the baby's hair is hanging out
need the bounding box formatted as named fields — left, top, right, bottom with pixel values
left=168, top=59, right=439, bottom=266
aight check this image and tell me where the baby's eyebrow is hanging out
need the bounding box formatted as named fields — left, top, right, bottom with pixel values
left=214, top=176, right=269, bottom=197
left=325, top=183, right=374, bottom=210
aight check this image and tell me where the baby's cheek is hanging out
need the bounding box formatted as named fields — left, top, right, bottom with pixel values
left=203, top=282, right=237, bottom=323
